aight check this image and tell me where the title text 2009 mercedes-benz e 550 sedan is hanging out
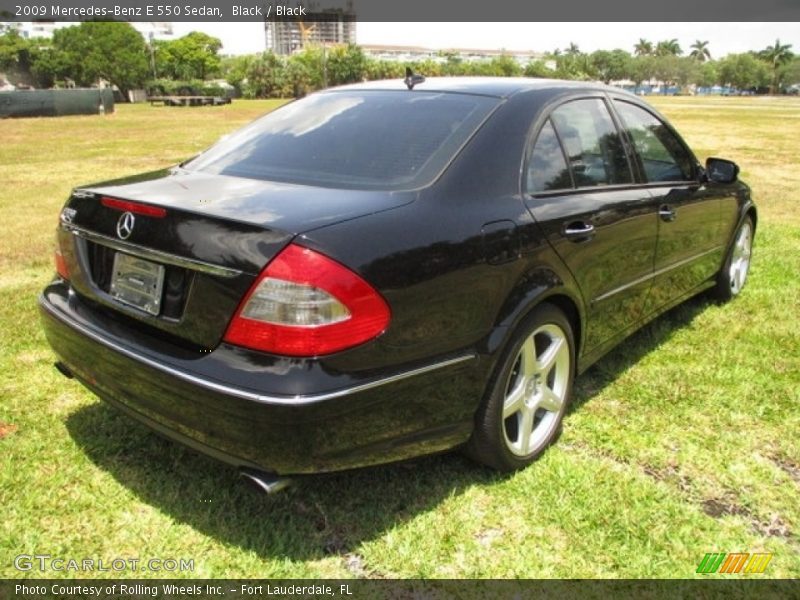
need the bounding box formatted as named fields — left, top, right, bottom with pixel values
left=40, top=78, right=755, bottom=487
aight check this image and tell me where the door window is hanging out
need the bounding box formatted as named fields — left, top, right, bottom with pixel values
left=614, top=101, right=695, bottom=183
left=526, top=119, right=573, bottom=193
left=549, top=99, right=633, bottom=188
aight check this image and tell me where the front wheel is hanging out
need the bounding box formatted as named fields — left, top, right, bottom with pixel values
left=714, top=216, right=754, bottom=302
left=466, top=303, right=575, bottom=471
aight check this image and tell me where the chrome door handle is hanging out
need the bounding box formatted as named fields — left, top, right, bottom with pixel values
left=563, top=222, right=595, bottom=241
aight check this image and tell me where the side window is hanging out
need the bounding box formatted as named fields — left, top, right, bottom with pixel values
left=526, top=119, right=572, bottom=193
left=614, top=101, right=694, bottom=183
left=550, top=99, right=633, bottom=187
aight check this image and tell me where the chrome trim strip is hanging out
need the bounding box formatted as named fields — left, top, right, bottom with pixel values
left=62, top=224, right=243, bottom=278
left=40, top=297, right=476, bottom=406
left=593, top=245, right=723, bottom=304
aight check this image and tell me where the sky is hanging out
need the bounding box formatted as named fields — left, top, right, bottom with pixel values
left=171, top=22, right=800, bottom=58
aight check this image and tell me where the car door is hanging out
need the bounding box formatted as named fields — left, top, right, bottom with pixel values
left=611, top=99, right=724, bottom=315
left=523, top=97, right=660, bottom=354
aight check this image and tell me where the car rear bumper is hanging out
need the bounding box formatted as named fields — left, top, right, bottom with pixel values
left=39, top=283, right=480, bottom=475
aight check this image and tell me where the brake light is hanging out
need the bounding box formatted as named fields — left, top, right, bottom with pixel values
left=223, top=244, right=390, bottom=357
left=101, top=196, right=166, bottom=218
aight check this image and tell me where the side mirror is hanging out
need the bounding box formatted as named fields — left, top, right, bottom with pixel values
left=705, top=157, right=739, bottom=184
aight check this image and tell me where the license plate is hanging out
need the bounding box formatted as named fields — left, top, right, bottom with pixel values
left=110, top=252, right=165, bottom=316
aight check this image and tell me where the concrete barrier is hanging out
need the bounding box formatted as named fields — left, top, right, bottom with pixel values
left=0, top=88, right=115, bottom=118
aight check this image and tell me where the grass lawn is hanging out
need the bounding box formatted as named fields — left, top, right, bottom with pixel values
left=0, top=96, right=798, bottom=579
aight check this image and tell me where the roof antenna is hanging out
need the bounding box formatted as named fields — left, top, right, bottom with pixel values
left=404, top=67, right=425, bottom=90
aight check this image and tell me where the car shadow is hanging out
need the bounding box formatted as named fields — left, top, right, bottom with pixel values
left=569, top=293, right=713, bottom=412
left=64, top=293, right=714, bottom=563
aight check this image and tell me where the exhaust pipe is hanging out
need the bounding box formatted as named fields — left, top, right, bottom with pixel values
left=239, top=469, right=292, bottom=494
left=54, top=362, right=74, bottom=379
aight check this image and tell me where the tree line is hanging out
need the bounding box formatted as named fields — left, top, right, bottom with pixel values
left=1, top=22, right=797, bottom=100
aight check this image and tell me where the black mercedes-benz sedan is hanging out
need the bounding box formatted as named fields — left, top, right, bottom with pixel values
left=40, top=78, right=756, bottom=486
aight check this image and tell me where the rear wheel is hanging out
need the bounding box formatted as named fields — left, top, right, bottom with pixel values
left=714, top=216, right=753, bottom=302
left=466, top=304, right=574, bottom=471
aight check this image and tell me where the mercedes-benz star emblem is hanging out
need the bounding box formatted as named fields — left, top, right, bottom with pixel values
left=116, top=212, right=135, bottom=240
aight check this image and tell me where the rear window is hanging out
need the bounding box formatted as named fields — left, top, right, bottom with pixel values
left=185, top=91, right=500, bottom=190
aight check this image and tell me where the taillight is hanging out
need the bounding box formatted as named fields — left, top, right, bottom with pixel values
left=54, top=229, right=69, bottom=280
left=54, top=247, right=69, bottom=280
left=223, top=244, right=390, bottom=357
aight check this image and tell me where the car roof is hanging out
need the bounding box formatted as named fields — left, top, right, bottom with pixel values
left=327, top=77, right=622, bottom=99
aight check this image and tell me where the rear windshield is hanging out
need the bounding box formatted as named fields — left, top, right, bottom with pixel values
left=184, top=91, right=500, bottom=190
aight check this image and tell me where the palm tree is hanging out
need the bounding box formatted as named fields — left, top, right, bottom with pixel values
left=565, top=42, right=581, bottom=56
left=760, top=38, right=794, bottom=93
left=634, top=38, right=653, bottom=56
left=656, top=39, right=682, bottom=57
left=690, top=40, right=711, bottom=62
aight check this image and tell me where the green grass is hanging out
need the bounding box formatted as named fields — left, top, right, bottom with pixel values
left=1, top=97, right=798, bottom=579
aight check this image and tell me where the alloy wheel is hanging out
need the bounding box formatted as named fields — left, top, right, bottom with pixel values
left=502, top=323, right=570, bottom=456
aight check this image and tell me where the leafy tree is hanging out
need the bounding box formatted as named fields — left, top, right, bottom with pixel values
left=409, top=59, right=442, bottom=78
left=156, top=31, right=222, bottom=81
left=674, top=57, right=699, bottom=91
left=630, top=55, right=656, bottom=90
left=326, top=43, right=367, bottom=86
left=220, top=54, right=252, bottom=93
left=779, top=56, right=800, bottom=88
left=717, top=53, right=770, bottom=91
left=690, top=40, right=711, bottom=62
left=45, top=22, right=148, bottom=99
left=365, top=59, right=404, bottom=80
left=634, top=38, right=653, bottom=57
left=0, top=29, right=56, bottom=87
left=760, top=38, right=793, bottom=93
left=656, top=39, right=682, bottom=57
left=0, top=29, right=31, bottom=74
left=590, top=49, right=631, bottom=84
left=652, top=54, right=681, bottom=93
left=487, top=54, right=522, bottom=77
left=694, top=61, right=718, bottom=88
left=285, top=46, right=326, bottom=97
left=524, top=60, right=552, bottom=78
left=554, top=47, right=591, bottom=80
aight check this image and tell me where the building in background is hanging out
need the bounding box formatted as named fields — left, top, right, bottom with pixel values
left=264, top=1, right=356, bottom=55
left=361, top=45, right=550, bottom=67
left=11, top=21, right=175, bottom=42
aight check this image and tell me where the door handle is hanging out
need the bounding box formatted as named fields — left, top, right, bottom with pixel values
left=563, top=221, right=595, bottom=242
left=659, top=205, right=676, bottom=222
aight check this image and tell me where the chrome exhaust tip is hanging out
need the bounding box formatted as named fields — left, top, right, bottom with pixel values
left=239, top=469, right=292, bottom=494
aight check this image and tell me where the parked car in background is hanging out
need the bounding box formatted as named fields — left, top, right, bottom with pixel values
left=40, top=78, right=755, bottom=490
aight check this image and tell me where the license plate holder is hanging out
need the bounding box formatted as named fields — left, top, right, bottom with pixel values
left=110, top=252, right=165, bottom=316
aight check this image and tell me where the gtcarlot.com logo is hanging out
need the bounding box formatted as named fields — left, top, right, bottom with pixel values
left=14, top=554, right=194, bottom=573
left=696, top=552, right=773, bottom=574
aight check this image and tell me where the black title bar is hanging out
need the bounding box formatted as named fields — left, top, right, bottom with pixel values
left=1, top=0, right=799, bottom=22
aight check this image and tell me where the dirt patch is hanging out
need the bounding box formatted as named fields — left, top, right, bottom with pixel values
left=0, top=422, right=18, bottom=439
left=771, top=455, right=800, bottom=485
left=702, top=497, right=793, bottom=540
left=641, top=463, right=693, bottom=495
left=702, top=497, right=751, bottom=518
left=753, top=514, right=793, bottom=539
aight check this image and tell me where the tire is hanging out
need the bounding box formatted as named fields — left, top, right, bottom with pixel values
left=465, top=303, right=575, bottom=471
left=714, top=216, right=754, bottom=302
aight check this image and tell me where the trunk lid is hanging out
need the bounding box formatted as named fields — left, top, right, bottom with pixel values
left=58, top=168, right=413, bottom=350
